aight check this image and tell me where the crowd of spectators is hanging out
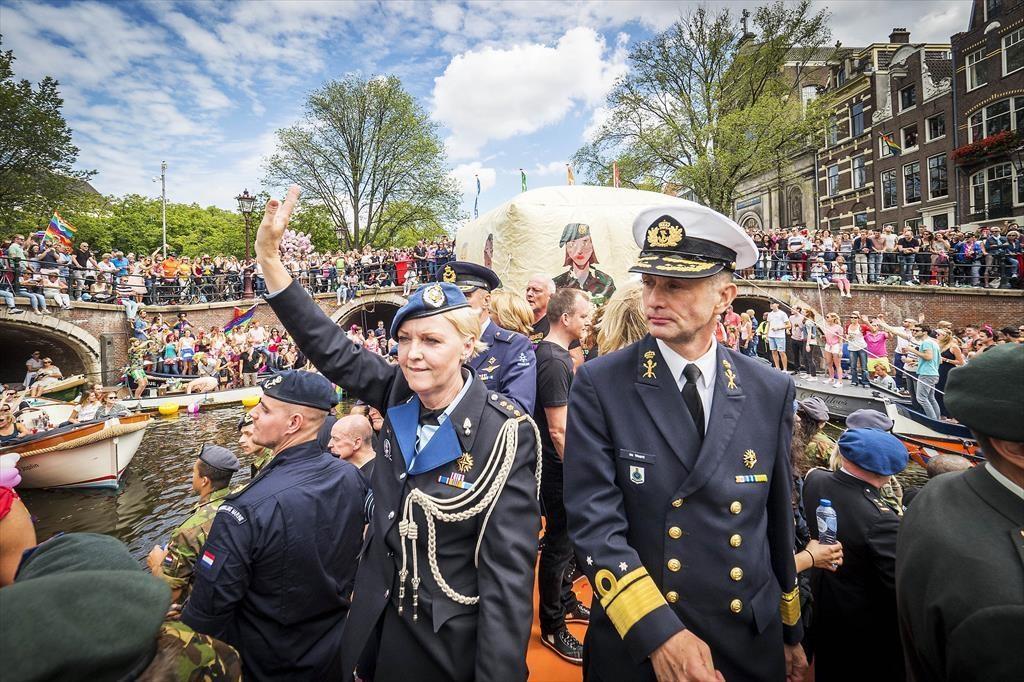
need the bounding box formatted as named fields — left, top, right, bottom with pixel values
left=741, top=220, right=1022, bottom=288
left=0, top=234, right=454, bottom=312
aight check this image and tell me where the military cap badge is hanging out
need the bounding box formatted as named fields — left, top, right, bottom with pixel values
left=423, top=284, right=446, bottom=308
left=442, top=265, right=457, bottom=283
left=647, top=219, right=684, bottom=248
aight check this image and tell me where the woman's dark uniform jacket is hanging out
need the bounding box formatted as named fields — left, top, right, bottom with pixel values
left=564, top=336, right=801, bottom=681
left=265, top=280, right=541, bottom=681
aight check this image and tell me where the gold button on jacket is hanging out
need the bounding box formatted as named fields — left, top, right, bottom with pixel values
left=729, top=501, right=742, bottom=514
left=730, top=599, right=743, bottom=613
left=666, top=591, right=679, bottom=603
left=730, top=567, right=743, bottom=581
left=667, top=558, right=681, bottom=572
left=729, top=534, right=742, bottom=548
left=671, top=498, right=683, bottom=508
left=668, top=526, right=682, bottom=539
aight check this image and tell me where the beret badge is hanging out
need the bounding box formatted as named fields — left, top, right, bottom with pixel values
left=423, top=284, right=446, bottom=308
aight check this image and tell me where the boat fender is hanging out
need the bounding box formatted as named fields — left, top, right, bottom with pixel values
left=241, top=395, right=260, bottom=408
left=158, top=402, right=179, bottom=416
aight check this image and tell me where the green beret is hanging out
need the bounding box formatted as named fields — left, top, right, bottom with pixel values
left=1, top=533, right=171, bottom=681
left=559, top=222, right=591, bottom=247
left=944, top=344, right=1024, bottom=442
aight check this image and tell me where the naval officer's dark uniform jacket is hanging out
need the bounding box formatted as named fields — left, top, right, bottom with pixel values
left=469, top=319, right=537, bottom=413
left=564, top=335, right=801, bottom=681
left=182, top=438, right=368, bottom=680
left=802, top=467, right=902, bottom=680
left=265, top=280, right=541, bottom=682
left=896, top=465, right=1024, bottom=682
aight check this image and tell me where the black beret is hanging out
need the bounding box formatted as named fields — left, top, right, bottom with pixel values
left=237, top=411, right=254, bottom=431
left=442, top=261, right=501, bottom=292
left=945, top=344, right=1024, bottom=442
left=198, top=444, right=240, bottom=473
left=261, top=370, right=337, bottom=411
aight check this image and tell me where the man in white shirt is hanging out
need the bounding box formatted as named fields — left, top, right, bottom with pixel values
left=766, top=302, right=790, bottom=372
left=788, top=306, right=806, bottom=375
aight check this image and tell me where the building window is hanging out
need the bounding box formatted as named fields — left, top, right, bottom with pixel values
left=827, top=164, right=840, bottom=195
left=987, top=99, right=1012, bottom=136
left=829, top=217, right=843, bottom=231
left=850, top=102, right=865, bottom=136
left=1016, top=96, right=1024, bottom=130
left=932, top=213, right=949, bottom=231
left=904, top=161, right=921, bottom=204
left=852, top=155, right=866, bottom=188
left=926, top=113, right=945, bottom=141
left=970, top=163, right=1016, bottom=215
left=969, top=111, right=984, bottom=142
left=1006, top=28, right=1024, bottom=75
left=899, top=84, right=917, bottom=111
left=966, top=49, right=986, bottom=90
left=972, top=97, right=1024, bottom=141
left=928, top=154, right=948, bottom=199
left=882, top=221, right=898, bottom=230
left=881, top=169, right=897, bottom=209
left=905, top=218, right=923, bottom=232
left=837, top=66, right=846, bottom=87
left=901, top=123, right=919, bottom=150
left=827, top=116, right=838, bottom=146
left=854, top=212, right=868, bottom=229
left=787, top=186, right=803, bottom=225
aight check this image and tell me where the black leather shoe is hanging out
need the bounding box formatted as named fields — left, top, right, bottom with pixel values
left=540, top=627, right=583, bottom=665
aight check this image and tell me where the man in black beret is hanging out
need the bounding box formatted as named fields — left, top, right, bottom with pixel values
left=182, top=370, right=368, bottom=679
left=442, top=261, right=537, bottom=412
left=897, top=344, right=1024, bottom=681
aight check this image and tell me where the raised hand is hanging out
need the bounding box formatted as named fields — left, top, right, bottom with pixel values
left=254, top=184, right=301, bottom=263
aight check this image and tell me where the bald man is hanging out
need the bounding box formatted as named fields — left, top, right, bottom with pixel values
left=329, top=414, right=376, bottom=479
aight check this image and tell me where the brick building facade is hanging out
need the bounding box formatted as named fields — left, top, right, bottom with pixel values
left=951, top=0, right=1024, bottom=228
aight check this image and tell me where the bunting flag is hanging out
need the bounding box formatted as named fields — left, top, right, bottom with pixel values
left=223, top=304, right=258, bottom=333
left=612, top=161, right=621, bottom=188
left=880, top=131, right=902, bottom=156
left=566, top=164, right=575, bottom=185
left=44, top=211, right=77, bottom=248
left=474, top=174, right=480, bottom=219
left=520, top=169, right=528, bottom=192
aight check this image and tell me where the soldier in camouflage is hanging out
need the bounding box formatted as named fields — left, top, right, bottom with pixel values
left=552, top=222, right=616, bottom=306
left=238, top=411, right=274, bottom=477
left=157, top=620, right=243, bottom=681
left=147, top=445, right=240, bottom=605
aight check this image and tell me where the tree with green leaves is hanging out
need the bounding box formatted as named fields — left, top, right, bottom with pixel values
left=264, top=75, right=462, bottom=250
left=573, top=1, right=835, bottom=215
left=0, top=37, right=95, bottom=228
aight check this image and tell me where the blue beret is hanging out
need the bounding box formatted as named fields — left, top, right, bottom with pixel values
left=837, top=428, right=908, bottom=476
left=442, top=261, right=501, bottom=292
left=198, top=444, right=240, bottom=472
left=261, top=370, right=337, bottom=411
left=390, top=282, right=469, bottom=337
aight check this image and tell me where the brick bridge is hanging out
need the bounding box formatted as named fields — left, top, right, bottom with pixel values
left=1, top=283, right=1020, bottom=386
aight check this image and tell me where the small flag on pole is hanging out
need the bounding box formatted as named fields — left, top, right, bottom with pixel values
left=566, top=164, right=575, bottom=186
left=44, top=211, right=77, bottom=248
left=879, top=132, right=902, bottom=156
left=223, top=304, right=258, bottom=333
left=612, top=162, right=620, bottom=188
left=520, top=169, right=527, bottom=193
left=474, top=174, right=480, bottom=219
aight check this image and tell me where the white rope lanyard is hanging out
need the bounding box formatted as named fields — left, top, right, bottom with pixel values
left=396, top=416, right=543, bottom=621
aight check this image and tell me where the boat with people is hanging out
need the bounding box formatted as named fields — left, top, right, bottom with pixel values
left=35, top=374, right=88, bottom=402
left=883, top=400, right=982, bottom=467
left=793, top=374, right=910, bottom=418
left=1, top=413, right=151, bottom=489
left=118, top=384, right=263, bottom=414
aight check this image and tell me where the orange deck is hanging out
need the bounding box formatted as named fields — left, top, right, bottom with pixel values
left=526, top=572, right=592, bottom=682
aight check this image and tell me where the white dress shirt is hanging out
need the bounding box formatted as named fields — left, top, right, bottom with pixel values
left=986, top=463, right=1024, bottom=501
left=656, top=338, right=718, bottom=432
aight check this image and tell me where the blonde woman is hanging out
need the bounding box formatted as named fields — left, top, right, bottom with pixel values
left=595, top=281, right=647, bottom=356
left=822, top=312, right=845, bottom=387
left=253, top=186, right=541, bottom=681
left=488, top=288, right=535, bottom=337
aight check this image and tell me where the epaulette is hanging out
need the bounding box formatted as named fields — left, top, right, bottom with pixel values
left=487, top=392, right=524, bottom=419
left=862, top=488, right=893, bottom=513
left=493, top=329, right=513, bottom=343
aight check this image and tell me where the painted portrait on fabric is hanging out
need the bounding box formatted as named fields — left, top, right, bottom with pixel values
left=552, top=222, right=616, bottom=305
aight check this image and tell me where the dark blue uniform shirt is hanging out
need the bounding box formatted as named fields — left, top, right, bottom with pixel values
left=469, top=320, right=536, bottom=413
left=182, top=438, right=367, bottom=680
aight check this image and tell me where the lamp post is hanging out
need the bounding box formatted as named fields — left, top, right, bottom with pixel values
left=236, top=189, right=257, bottom=299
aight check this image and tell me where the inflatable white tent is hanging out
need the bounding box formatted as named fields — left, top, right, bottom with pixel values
left=454, top=185, right=701, bottom=296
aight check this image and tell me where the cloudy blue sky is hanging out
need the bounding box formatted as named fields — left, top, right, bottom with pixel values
left=2, top=0, right=971, bottom=222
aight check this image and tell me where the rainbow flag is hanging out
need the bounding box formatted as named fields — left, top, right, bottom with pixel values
left=44, top=211, right=76, bottom=247
left=223, top=304, right=257, bottom=333
left=880, top=132, right=902, bottom=156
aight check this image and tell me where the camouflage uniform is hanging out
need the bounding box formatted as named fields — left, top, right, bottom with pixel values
left=250, top=448, right=276, bottom=479
left=552, top=266, right=617, bottom=306
left=161, top=487, right=231, bottom=603
left=803, top=431, right=837, bottom=467
left=158, top=620, right=242, bottom=681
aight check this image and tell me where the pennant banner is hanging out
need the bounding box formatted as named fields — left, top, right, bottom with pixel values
left=474, top=174, right=480, bottom=219
left=612, top=161, right=620, bottom=188
left=520, top=169, right=527, bottom=193
left=566, top=164, right=575, bottom=186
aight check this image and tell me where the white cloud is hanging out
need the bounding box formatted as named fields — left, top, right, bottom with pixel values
left=451, top=162, right=497, bottom=195
left=534, top=161, right=569, bottom=177
left=433, top=27, right=628, bottom=159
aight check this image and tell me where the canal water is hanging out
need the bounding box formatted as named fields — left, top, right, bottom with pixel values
left=20, top=407, right=926, bottom=563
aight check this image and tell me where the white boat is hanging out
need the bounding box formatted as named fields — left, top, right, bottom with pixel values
left=2, top=413, right=151, bottom=489
left=118, top=385, right=262, bottom=414
left=16, top=399, right=77, bottom=425
left=793, top=375, right=910, bottom=419
left=883, top=401, right=981, bottom=466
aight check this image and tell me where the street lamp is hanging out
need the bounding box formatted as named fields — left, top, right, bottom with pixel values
left=236, top=189, right=257, bottom=300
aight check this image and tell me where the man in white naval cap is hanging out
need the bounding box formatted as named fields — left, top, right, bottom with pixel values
left=564, top=204, right=806, bottom=681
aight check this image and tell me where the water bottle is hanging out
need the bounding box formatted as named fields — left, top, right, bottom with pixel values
left=816, top=499, right=839, bottom=569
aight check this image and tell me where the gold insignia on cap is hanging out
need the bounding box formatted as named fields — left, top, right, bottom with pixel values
left=647, top=219, right=684, bottom=248
left=442, top=265, right=456, bottom=283
left=578, top=224, right=589, bottom=235
left=457, top=452, right=474, bottom=473
left=743, top=449, right=757, bottom=469
left=423, top=284, right=446, bottom=308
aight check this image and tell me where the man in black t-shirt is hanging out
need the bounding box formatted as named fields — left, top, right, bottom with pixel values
left=72, top=242, right=95, bottom=300
left=896, top=229, right=920, bottom=283
left=534, top=287, right=592, bottom=664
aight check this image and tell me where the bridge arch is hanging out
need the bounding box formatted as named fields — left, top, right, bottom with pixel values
left=0, top=313, right=103, bottom=386
left=330, top=292, right=408, bottom=335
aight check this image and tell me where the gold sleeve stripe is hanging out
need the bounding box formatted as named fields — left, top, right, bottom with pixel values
left=779, top=586, right=801, bottom=626
left=597, top=567, right=668, bottom=638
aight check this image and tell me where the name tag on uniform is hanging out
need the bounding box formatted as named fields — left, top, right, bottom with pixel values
left=735, top=474, right=768, bottom=484
left=217, top=504, right=247, bottom=524
left=618, top=449, right=656, bottom=465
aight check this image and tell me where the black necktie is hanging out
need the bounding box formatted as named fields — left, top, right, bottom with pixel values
left=418, top=406, right=444, bottom=426
left=682, top=364, right=705, bottom=441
